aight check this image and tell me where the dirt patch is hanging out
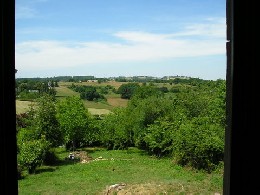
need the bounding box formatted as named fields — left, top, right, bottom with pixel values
left=67, top=151, right=112, bottom=164
left=68, top=151, right=93, bottom=163
left=104, top=183, right=172, bottom=195
left=102, top=183, right=223, bottom=195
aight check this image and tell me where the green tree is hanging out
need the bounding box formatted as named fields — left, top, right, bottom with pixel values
left=172, top=117, right=224, bottom=172
left=56, top=96, right=92, bottom=150
left=117, top=82, right=140, bottom=99
left=100, top=107, right=133, bottom=149
left=34, top=94, right=63, bottom=147
left=17, top=128, right=50, bottom=174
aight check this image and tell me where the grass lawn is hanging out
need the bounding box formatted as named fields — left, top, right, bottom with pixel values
left=16, top=100, right=36, bottom=114
left=18, top=147, right=223, bottom=195
left=55, top=85, right=80, bottom=98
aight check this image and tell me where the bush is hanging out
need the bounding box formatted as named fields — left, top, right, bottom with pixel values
left=117, top=83, right=140, bottom=99
left=144, top=119, right=174, bottom=157
left=18, top=137, right=50, bottom=174
left=172, top=117, right=224, bottom=172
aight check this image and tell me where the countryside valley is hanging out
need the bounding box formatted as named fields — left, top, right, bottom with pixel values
left=16, top=75, right=225, bottom=194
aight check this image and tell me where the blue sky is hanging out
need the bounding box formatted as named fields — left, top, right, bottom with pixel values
left=15, top=0, right=227, bottom=80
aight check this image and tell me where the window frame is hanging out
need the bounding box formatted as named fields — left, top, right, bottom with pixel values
left=1, top=0, right=257, bottom=194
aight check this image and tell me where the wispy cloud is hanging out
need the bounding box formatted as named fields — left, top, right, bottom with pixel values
left=15, top=18, right=226, bottom=73
left=166, top=18, right=226, bottom=38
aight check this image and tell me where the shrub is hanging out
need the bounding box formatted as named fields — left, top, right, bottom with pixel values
left=172, top=117, right=224, bottom=172
left=144, top=119, right=174, bottom=157
left=18, top=137, right=50, bottom=174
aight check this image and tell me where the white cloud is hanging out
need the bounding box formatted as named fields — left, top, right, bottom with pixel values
left=168, top=17, right=226, bottom=39
left=15, top=19, right=226, bottom=73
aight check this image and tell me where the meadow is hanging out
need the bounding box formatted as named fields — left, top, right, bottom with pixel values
left=17, top=80, right=224, bottom=194
left=16, top=81, right=129, bottom=115
left=18, top=147, right=223, bottom=195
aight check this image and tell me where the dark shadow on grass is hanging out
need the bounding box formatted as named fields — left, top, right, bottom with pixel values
left=125, top=147, right=149, bottom=156
left=81, top=147, right=104, bottom=154
left=35, top=166, right=57, bottom=174
left=55, top=158, right=81, bottom=166
left=55, top=95, right=69, bottom=98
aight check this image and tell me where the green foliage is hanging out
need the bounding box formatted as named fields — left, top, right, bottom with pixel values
left=16, top=112, right=34, bottom=130
left=34, top=94, right=63, bottom=147
left=128, top=96, right=174, bottom=149
left=16, top=80, right=57, bottom=100
left=157, top=86, right=169, bottom=93
left=69, top=84, right=106, bottom=101
left=56, top=96, right=93, bottom=149
left=17, top=129, right=50, bottom=174
left=129, top=85, right=163, bottom=106
left=100, top=108, right=133, bottom=149
left=18, top=91, right=40, bottom=100
left=16, top=78, right=226, bottom=173
left=144, top=119, right=174, bottom=157
left=83, top=116, right=102, bottom=146
left=117, top=82, right=140, bottom=99
left=172, top=117, right=224, bottom=172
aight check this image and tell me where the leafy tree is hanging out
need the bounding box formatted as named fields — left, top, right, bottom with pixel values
left=129, top=85, right=163, bottom=107
left=172, top=117, right=224, bottom=172
left=17, top=128, right=50, bottom=174
left=144, top=119, right=174, bottom=157
left=157, top=86, right=169, bottom=93
left=56, top=96, right=92, bottom=150
left=100, top=108, right=133, bottom=149
left=80, top=86, right=103, bottom=101
left=117, top=82, right=140, bottom=99
left=34, top=94, right=63, bottom=147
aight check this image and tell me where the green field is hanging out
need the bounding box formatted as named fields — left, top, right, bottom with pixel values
left=16, top=81, right=178, bottom=115
left=16, top=81, right=129, bottom=115
left=18, top=147, right=223, bottom=195
left=16, top=100, right=36, bottom=114
left=55, top=85, right=80, bottom=97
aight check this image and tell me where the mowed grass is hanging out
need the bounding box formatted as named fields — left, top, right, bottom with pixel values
left=16, top=100, right=36, bottom=114
left=55, top=85, right=80, bottom=98
left=18, top=147, right=223, bottom=195
left=106, top=96, right=128, bottom=108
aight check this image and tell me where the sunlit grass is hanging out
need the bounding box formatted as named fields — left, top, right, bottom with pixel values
left=55, top=86, right=80, bottom=98
left=16, top=100, right=36, bottom=114
left=18, top=147, right=223, bottom=195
